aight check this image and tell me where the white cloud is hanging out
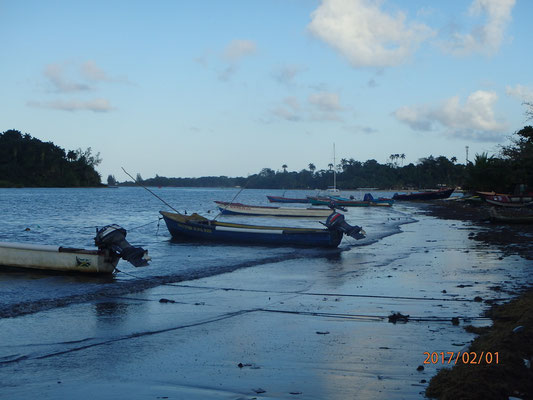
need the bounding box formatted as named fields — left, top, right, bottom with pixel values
left=271, top=97, right=302, bottom=121
left=272, top=65, right=306, bottom=85
left=308, top=0, right=434, bottom=67
left=271, top=92, right=345, bottom=122
left=44, top=63, right=90, bottom=93
left=443, top=0, right=515, bottom=56
left=223, top=39, right=257, bottom=62
left=506, top=84, right=533, bottom=102
left=309, top=92, right=344, bottom=121
left=308, top=92, right=342, bottom=112
left=28, top=98, right=114, bottom=112
left=81, top=60, right=110, bottom=82
left=393, top=90, right=507, bottom=142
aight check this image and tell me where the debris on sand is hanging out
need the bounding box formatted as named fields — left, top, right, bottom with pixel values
left=388, top=312, right=409, bottom=323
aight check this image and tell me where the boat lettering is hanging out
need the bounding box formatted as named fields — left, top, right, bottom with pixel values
left=179, top=223, right=212, bottom=233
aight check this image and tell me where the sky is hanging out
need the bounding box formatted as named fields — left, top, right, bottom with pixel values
left=2, top=0, right=533, bottom=180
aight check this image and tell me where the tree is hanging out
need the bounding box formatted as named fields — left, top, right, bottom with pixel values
left=282, top=164, right=288, bottom=173
left=308, top=163, right=316, bottom=174
left=107, top=175, right=117, bottom=186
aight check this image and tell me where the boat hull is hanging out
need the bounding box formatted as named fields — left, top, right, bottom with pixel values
left=0, top=242, right=119, bottom=274
left=489, top=209, right=533, bottom=224
left=392, top=188, right=454, bottom=201
left=160, top=211, right=343, bottom=248
left=308, top=197, right=370, bottom=207
left=480, top=193, right=533, bottom=208
left=266, top=196, right=310, bottom=204
left=215, top=201, right=334, bottom=217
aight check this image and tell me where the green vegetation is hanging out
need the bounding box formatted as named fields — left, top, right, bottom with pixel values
left=139, top=126, right=532, bottom=192
left=0, top=129, right=102, bottom=187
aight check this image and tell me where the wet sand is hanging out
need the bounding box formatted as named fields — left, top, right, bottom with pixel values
left=1, top=205, right=532, bottom=399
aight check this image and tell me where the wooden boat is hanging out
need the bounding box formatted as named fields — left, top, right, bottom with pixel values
left=0, top=225, right=150, bottom=274
left=308, top=196, right=370, bottom=207
left=489, top=208, right=533, bottom=224
left=362, top=193, right=394, bottom=206
left=214, top=201, right=334, bottom=217
left=392, top=188, right=454, bottom=201
left=266, top=195, right=310, bottom=204
left=160, top=210, right=365, bottom=248
left=330, top=194, right=393, bottom=207
left=477, top=192, right=533, bottom=208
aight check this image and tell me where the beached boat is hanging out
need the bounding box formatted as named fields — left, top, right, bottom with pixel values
left=160, top=210, right=365, bottom=247
left=477, top=192, right=533, bottom=208
left=214, top=201, right=334, bottom=217
left=362, top=193, right=394, bottom=206
left=489, top=208, right=533, bottom=224
left=266, top=195, right=310, bottom=204
left=392, top=188, right=454, bottom=201
left=308, top=196, right=370, bottom=207
left=0, top=225, right=150, bottom=274
left=330, top=194, right=394, bottom=207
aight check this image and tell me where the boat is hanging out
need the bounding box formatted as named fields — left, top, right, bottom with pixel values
left=328, top=194, right=393, bottom=207
left=214, top=201, right=334, bottom=217
left=308, top=196, right=370, bottom=207
left=392, top=188, right=455, bottom=201
left=477, top=192, right=533, bottom=208
left=159, top=210, right=365, bottom=248
left=489, top=208, right=533, bottom=224
left=0, top=225, right=150, bottom=274
left=266, top=195, right=310, bottom=204
left=362, top=193, right=394, bottom=206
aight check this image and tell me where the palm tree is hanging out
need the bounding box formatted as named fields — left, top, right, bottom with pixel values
left=400, top=153, right=405, bottom=166
left=328, top=163, right=334, bottom=171
left=451, top=156, right=457, bottom=164
left=308, top=163, right=316, bottom=174
left=282, top=164, right=288, bottom=173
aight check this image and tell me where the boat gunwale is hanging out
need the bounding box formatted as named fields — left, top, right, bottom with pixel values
left=160, top=211, right=331, bottom=232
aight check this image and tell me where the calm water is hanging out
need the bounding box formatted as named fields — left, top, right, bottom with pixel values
left=0, top=187, right=413, bottom=317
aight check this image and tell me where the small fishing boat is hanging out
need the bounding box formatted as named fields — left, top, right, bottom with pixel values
left=160, top=210, right=365, bottom=248
left=0, top=225, right=150, bottom=274
left=392, top=188, right=454, bottom=201
left=308, top=196, right=370, bottom=207
left=489, top=208, right=533, bottom=224
left=266, top=195, right=310, bottom=204
left=362, top=193, right=394, bottom=206
left=214, top=201, right=334, bottom=217
left=477, top=192, right=533, bottom=208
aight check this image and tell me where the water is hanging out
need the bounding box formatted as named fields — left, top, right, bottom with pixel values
left=0, top=187, right=412, bottom=318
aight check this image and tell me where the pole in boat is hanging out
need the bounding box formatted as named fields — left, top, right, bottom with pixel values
left=333, top=142, right=336, bottom=191
left=121, top=167, right=181, bottom=214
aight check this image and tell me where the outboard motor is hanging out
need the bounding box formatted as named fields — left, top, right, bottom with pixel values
left=325, top=212, right=366, bottom=240
left=95, top=224, right=150, bottom=267
left=327, top=202, right=347, bottom=212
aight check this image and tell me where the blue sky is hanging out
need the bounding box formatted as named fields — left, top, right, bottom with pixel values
left=2, top=0, right=532, bottom=180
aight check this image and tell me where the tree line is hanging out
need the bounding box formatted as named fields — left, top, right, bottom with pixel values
left=0, top=129, right=102, bottom=187
left=137, top=126, right=532, bottom=193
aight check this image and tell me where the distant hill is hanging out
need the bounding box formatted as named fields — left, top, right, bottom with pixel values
left=0, top=129, right=102, bottom=187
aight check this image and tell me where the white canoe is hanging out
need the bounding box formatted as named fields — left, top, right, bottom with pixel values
left=215, top=201, right=335, bottom=217
left=0, top=242, right=119, bottom=274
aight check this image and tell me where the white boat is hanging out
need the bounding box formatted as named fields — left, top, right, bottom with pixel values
left=215, top=201, right=335, bottom=217
left=0, top=225, right=150, bottom=274
left=0, top=242, right=119, bottom=273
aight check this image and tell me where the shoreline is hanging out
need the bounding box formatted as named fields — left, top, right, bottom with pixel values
left=422, top=201, right=533, bottom=399
left=1, top=200, right=532, bottom=399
